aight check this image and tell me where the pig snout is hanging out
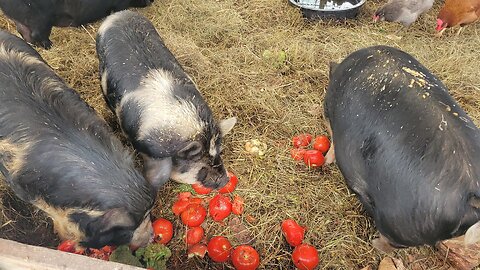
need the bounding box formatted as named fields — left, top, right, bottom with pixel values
left=129, top=217, right=153, bottom=250
left=197, top=166, right=229, bottom=189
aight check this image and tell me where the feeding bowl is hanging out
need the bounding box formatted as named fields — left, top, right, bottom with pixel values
left=288, top=0, right=366, bottom=20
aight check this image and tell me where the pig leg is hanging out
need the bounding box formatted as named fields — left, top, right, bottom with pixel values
left=324, top=119, right=335, bottom=164
left=372, top=233, right=396, bottom=253
left=465, top=220, right=480, bottom=246
left=142, top=155, right=172, bottom=190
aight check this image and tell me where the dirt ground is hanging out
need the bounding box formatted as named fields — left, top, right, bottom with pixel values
left=0, top=0, right=480, bottom=269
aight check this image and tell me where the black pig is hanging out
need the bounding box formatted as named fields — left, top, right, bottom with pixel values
left=324, top=45, right=480, bottom=251
left=96, top=11, right=236, bottom=190
left=0, top=0, right=153, bottom=49
left=0, top=30, right=156, bottom=249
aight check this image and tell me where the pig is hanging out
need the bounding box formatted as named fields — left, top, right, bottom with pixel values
left=324, top=45, right=480, bottom=252
left=0, top=0, right=154, bottom=49
left=0, top=30, right=156, bottom=249
left=96, top=10, right=236, bottom=191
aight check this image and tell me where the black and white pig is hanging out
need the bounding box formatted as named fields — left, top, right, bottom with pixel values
left=324, top=45, right=480, bottom=251
left=96, top=11, right=236, bottom=190
left=0, top=30, right=156, bottom=249
left=0, top=0, right=153, bottom=49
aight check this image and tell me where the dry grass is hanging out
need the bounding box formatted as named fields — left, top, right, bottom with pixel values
left=1, top=0, right=480, bottom=269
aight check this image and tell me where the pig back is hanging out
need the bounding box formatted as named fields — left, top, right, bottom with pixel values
left=0, top=31, right=154, bottom=214
left=325, top=45, right=480, bottom=246
left=96, top=10, right=193, bottom=109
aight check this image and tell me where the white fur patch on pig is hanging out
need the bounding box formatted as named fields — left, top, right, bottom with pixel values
left=121, top=68, right=205, bottom=141
left=101, top=70, right=108, bottom=96
left=209, top=136, right=218, bottom=157
left=98, top=10, right=129, bottom=37
left=170, top=161, right=204, bottom=184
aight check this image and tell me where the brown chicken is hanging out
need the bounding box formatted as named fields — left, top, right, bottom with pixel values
left=436, top=0, right=480, bottom=35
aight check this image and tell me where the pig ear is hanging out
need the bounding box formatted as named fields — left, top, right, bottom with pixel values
left=95, top=208, right=135, bottom=233
left=464, top=221, right=480, bottom=246
left=178, top=141, right=203, bottom=159
left=329, top=62, right=339, bottom=77
left=143, top=156, right=172, bottom=190
left=219, top=117, right=237, bottom=136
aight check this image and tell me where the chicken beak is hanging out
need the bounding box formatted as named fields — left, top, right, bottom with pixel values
left=435, top=28, right=447, bottom=37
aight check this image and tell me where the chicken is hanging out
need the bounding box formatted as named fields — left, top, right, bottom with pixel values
left=436, top=0, right=480, bottom=36
left=373, top=0, right=434, bottom=27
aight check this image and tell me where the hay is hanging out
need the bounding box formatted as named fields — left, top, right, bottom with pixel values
left=0, top=0, right=479, bottom=269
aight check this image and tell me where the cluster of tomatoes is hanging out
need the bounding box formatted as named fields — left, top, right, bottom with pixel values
left=57, top=240, right=114, bottom=260
left=162, top=171, right=260, bottom=270
left=290, top=134, right=330, bottom=168
left=281, top=219, right=319, bottom=270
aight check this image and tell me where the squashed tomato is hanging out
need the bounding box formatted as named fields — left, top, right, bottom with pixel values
left=152, top=218, right=173, bottom=244
left=172, top=199, right=191, bottom=216
left=290, top=148, right=307, bottom=161
left=292, top=134, right=312, bottom=148
left=281, top=219, right=305, bottom=247
left=219, top=171, right=238, bottom=193
left=192, top=183, right=213, bottom=195
left=185, top=226, right=204, bottom=246
left=172, top=197, right=203, bottom=216
left=57, top=240, right=84, bottom=254
left=292, top=244, right=319, bottom=270
left=188, top=243, right=208, bottom=258
left=231, top=245, right=260, bottom=270
left=303, top=150, right=325, bottom=167
left=177, top=192, right=192, bottom=200
left=188, top=197, right=203, bottom=205
left=209, top=194, right=232, bottom=222
left=87, top=248, right=110, bottom=261
left=232, top=195, right=245, bottom=215
left=181, top=204, right=207, bottom=227
left=313, top=135, right=330, bottom=154
left=207, top=236, right=232, bottom=263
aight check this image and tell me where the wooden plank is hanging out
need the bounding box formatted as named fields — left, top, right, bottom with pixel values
left=0, top=238, right=144, bottom=270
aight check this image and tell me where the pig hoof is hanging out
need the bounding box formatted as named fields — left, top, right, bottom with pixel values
left=372, top=236, right=395, bottom=253
left=39, top=40, right=53, bottom=50
left=324, top=146, right=335, bottom=164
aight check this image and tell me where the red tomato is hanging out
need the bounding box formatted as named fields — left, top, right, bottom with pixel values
left=181, top=204, right=207, bottom=227
left=57, top=240, right=84, bottom=254
left=188, top=243, right=208, bottom=258
left=88, top=248, right=109, bottom=260
left=292, top=134, right=312, bottom=148
left=313, top=136, right=330, bottom=153
left=172, top=199, right=190, bottom=216
left=101, top=246, right=115, bottom=254
left=188, top=197, right=204, bottom=205
left=185, top=226, right=204, bottom=246
left=303, top=150, right=325, bottom=167
left=209, top=194, right=232, bottom=222
left=192, top=183, right=213, bottom=195
left=231, top=245, right=260, bottom=270
left=281, top=219, right=306, bottom=247
left=290, top=148, right=306, bottom=161
left=207, top=236, right=232, bottom=263
left=152, top=218, right=173, bottom=244
left=232, top=195, right=245, bottom=215
left=219, top=171, right=238, bottom=193
left=177, top=192, right=192, bottom=200
left=292, top=244, right=319, bottom=270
